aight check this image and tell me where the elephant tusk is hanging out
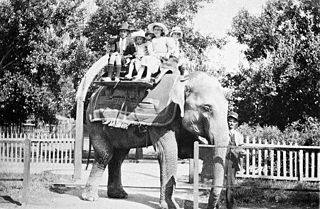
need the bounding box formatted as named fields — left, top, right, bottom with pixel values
left=197, top=136, right=209, bottom=144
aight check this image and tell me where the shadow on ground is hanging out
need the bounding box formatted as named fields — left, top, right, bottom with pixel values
left=0, top=195, right=22, bottom=206
left=49, top=184, right=210, bottom=209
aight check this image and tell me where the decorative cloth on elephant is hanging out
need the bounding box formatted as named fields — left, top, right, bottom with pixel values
left=89, top=74, right=182, bottom=129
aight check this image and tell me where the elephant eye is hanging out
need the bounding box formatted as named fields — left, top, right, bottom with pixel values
left=202, top=104, right=213, bottom=112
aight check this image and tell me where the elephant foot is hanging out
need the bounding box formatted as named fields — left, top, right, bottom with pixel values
left=81, top=187, right=99, bottom=201
left=159, top=199, right=179, bottom=209
left=107, top=187, right=128, bottom=199
left=160, top=200, right=169, bottom=209
left=206, top=203, right=220, bottom=209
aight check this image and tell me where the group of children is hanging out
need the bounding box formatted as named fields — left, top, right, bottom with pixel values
left=102, top=22, right=186, bottom=82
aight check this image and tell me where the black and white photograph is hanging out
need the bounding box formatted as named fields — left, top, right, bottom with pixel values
left=0, top=0, right=319, bottom=208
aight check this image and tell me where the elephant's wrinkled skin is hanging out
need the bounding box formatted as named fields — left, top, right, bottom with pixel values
left=82, top=72, right=229, bottom=209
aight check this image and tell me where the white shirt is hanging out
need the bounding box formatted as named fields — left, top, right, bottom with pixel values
left=229, top=129, right=244, bottom=146
left=119, top=38, right=127, bottom=54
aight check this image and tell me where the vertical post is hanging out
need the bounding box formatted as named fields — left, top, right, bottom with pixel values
left=15, top=141, right=18, bottom=162
left=252, top=138, right=256, bottom=176
left=257, top=138, right=261, bottom=175
left=283, top=141, right=287, bottom=178
left=311, top=152, right=315, bottom=178
left=305, top=152, right=309, bottom=179
left=73, top=54, right=111, bottom=179
left=276, top=142, right=281, bottom=177
left=299, top=150, right=303, bottom=181
left=74, top=100, right=84, bottom=180
left=189, top=159, right=194, bottom=183
left=22, top=138, right=31, bottom=205
left=193, top=141, right=199, bottom=209
left=317, top=152, right=320, bottom=180
left=245, top=137, right=250, bottom=175
left=289, top=145, right=293, bottom=178
left=263, top=140, right=268, bottom=176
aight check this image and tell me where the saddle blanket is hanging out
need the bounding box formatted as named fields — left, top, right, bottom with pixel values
left=88, top=75, right=180, bottom=129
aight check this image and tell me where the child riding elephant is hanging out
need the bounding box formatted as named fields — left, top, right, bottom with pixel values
left=143, top=22, right=180, bottom=82
left=103, top=22, right=135, bottom=81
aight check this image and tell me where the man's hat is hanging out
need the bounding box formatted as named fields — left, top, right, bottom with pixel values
left=170, top=26, right=183, bottom=37
left=119, top=22, right=130, bottom=31
left=228, top=111, right=238, bottom=121
left=147, top=22, right=169, bottom=35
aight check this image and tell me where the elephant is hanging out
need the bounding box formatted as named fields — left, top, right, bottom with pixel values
left=81, top=71, right=230, bottom=209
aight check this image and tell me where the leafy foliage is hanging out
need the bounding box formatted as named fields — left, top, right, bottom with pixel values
left=0, top=0, right=220, bottom=125
left=0, top=0, right=95, bottom=124
left=238, top=117, right=320, bottom=146
left=228, top=0, right=320, bottom=129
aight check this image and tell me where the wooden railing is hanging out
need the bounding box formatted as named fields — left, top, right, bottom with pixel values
left=237, top=137, right=320, bottom=181
left=1, top=131, right=319, bottom=182
left=193, top=139, right=320, bottom=182
left=0, top=133, right=74, bottom=169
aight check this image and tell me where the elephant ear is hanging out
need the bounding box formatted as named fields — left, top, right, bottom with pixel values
left=169, top=76, right=187, bottom=117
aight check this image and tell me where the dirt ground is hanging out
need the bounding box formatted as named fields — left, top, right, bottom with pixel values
left=0, top=160, right=318, bottom=209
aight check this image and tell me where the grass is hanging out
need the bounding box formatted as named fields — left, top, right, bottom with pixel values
left=235, top=179, right=319, bottom=207
left=199, top=178, right=319, bottom=208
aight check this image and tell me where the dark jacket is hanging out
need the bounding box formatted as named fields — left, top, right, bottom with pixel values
left=109, top=36, right=135, bottom=56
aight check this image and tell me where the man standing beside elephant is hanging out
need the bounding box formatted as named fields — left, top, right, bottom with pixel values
left=225, top=111, right=245, bottom=209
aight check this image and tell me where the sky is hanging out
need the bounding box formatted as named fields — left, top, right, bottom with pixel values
left=193, top=0, right=268, bottom=73
left=194, top=0, right=267, bottom=37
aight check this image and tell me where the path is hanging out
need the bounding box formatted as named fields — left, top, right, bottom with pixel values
left=0, top=161, right=312, bottom=209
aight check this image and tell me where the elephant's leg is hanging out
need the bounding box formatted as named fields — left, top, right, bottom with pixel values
left=82, top=136, right=113, bottom=201
left=107, top=148, right=130, bottom=198
left=152, top=129, right=179, bottom=209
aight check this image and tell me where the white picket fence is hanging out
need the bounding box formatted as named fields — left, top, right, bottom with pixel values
left=238, top=137, right=320, bottom=181
left=1, top=132, right=319, bottom=182
left=0, top=133, right=75, bottom=172
left=195, top=137, right=320, bottom=182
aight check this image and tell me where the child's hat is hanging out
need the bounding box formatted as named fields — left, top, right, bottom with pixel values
left=170, top=26, right=183, bottom=37
left=147, top=22, right=169, bottom=35
left=145, top=28, right=154, bottom=36
left=131, top=30, right=146, bottom=39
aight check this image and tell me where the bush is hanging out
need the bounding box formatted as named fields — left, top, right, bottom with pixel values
left=238, top=117, right=320, bottom=146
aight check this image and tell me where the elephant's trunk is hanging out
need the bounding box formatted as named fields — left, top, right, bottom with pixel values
left=204, top=104, right=230, bottom=208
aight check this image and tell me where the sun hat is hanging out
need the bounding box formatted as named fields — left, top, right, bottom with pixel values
left=131, top=30, right=146, bottom=39
left=228, top=111, right=238, bottom=121
left=119, top=22, right=130, bottom=31
left=145, top=28, right=155, bottom=36
left=147, top=22, right=169, bottom=35
left=170, top=26, right=183, bottom=37
left=128, top=25, right=137, bottom=32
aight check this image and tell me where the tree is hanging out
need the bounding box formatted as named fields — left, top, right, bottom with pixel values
left=228, top=0, right=320, bottom=129
left=0, top=0, right=95, bottom=124
left=0, top=0, right=223, bottom=125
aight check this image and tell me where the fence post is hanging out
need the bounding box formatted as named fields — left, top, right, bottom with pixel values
left=22, top=138, right=31, bottom=205
left=189, top=159, right=194, bottom=183
left=299, top=149, right=304, bottom=181
left=193, top=141, right=199, bottom=209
